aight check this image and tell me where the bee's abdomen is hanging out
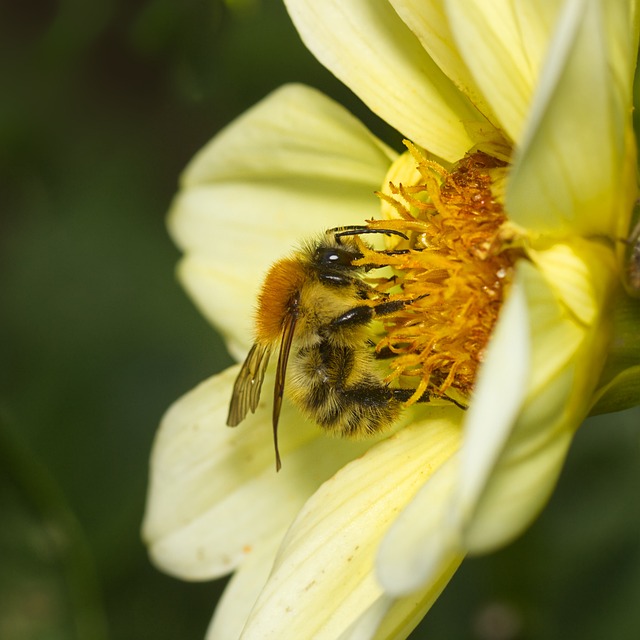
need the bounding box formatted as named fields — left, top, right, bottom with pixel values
left=315, top=384, right=400, bottom=436
left=289, top=340, right=400, bottom=437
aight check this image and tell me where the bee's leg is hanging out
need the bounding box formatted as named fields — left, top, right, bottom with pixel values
left=391, top=388, right=468, bottom=410
left=330, top=295, right=427, bottom=329
left=373, top=345, right=397, bottom=359
left=359, top=249, right=410, bottom=271
left=317, top=273, right=385, bottom=301
left=317, top=268, right=386, bottom=299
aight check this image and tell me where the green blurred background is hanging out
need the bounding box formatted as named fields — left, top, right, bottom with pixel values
left=1, top=1, right=639, bottom=638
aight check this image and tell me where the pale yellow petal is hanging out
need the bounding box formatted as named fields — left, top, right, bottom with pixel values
left=376, top=456, right=462, bottom=596
left=368, top=557, right=461, bottom=640
left=336, top=557, right=461, bottom=640
left=240, top=410, right=461, bottom=639
left=179, top=83, right=396, bottom=189
left=525, top=241, right=616, bottom=396
left=506, top=0, right=638, bottom=236
left=176, top=255, right=254, bottom=361
left=336, top=596, right=394, bottom=640
left=463, top=409, right=573, bottom=553
left=388, top=0, right=496, bottom=127
left=445, top=0, right=561, bottom=143
left=528, top=239, right=616, bottom=328
left=283, top=0, right=483, bottom=161
left=171, top=179, right=389, bottom=260
left=142, top=367, right=373, bottom=580
left=206, top=533, right=281, bottom=640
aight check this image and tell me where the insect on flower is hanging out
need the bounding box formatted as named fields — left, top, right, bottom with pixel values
left=227, top=225, right=465, bottom=470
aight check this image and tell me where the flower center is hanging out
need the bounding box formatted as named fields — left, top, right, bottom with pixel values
left=359, top=144, right=519, bottom=405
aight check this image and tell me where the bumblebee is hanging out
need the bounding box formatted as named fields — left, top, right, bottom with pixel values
left=227, top=226, right=456, bottom=470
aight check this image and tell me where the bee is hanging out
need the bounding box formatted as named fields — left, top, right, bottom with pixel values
left=226, top=226, right=461, bottom=470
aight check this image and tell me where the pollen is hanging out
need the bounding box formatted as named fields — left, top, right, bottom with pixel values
left=360, top=146, right=519, bottom=405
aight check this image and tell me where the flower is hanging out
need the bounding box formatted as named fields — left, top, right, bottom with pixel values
left=142, top=1, right=639, bottom=638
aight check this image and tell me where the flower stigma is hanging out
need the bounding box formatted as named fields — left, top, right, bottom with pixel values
left=358, top=144, right=520, bottom=408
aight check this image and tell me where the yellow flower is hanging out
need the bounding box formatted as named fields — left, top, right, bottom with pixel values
left=142, top=1, right=639, bottom=638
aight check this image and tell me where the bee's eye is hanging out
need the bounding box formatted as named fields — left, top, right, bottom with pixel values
left=315, top=247, right=359, bottom=269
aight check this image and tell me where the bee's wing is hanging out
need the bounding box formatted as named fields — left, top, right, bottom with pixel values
left=271, top=312, right=298, bottom=471
left=226, top=342, right=272, bottom=427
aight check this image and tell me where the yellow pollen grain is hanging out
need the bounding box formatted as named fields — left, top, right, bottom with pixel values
left=360, top=147, right=518, bottom=404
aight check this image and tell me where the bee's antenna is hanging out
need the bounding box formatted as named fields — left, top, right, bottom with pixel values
left=331, top=225, right=409, bottom=243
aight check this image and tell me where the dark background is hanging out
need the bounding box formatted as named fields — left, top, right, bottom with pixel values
left=1, top=1, right=639, bottom=638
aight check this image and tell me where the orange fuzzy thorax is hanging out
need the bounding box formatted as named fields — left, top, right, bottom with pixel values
left=254, top=257, right=307, bottom=343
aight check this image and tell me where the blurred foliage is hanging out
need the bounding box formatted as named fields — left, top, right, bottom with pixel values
left=0, top=1, right=639, bottom=639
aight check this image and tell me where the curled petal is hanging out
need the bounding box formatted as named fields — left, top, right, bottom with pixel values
left=445, top=0, right=562, bottom=143
left=284, top=0, right=485, bottom=161
left=461, top=250, right=616, bottom=552
left=389, top=0, right=502, bottom=131
left=506, top=0, right=639, bottom=236
left=453, top=271, right=530, bottom=531
left=462, top=396, right=573, bottom=553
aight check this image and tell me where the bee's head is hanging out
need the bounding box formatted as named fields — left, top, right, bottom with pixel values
left=313, top=243, right=362, bottom=270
